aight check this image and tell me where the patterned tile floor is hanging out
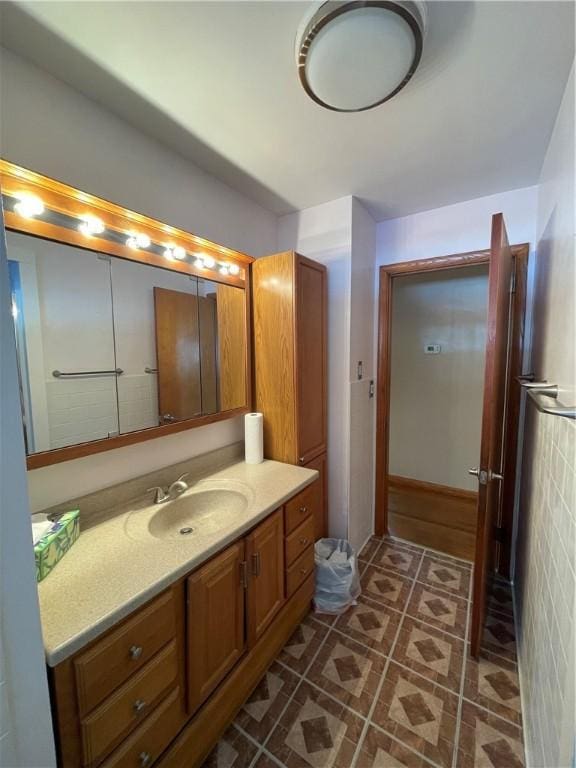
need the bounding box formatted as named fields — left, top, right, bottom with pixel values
left=202, top=536, right=524, bottom=768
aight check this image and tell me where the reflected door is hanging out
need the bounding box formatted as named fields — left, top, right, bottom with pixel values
left=154, top=287, right=201, bottom=423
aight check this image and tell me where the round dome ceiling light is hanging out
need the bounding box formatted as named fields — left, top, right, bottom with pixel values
left=296, top=1, right=426, bottom=112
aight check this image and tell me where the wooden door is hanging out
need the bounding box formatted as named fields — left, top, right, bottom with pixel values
left=470, top=214, right=515, bottom=657
left=187, top=542, right=246, bottom=714
left=304, top=453, right=328, bottom=540
left=216, top=284, right=247, bottom=411
left=295, top=255, right=327, bottom=465
left=246, top=510, right=285, bottom=646
left=154, top=287, right=201, bottom=423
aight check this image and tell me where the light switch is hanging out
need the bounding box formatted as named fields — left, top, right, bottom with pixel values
left=425, top=344, right=441, bottom=354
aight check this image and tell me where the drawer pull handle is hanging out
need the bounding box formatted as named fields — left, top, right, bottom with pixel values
left=299, top=506, right=308, bottom=514
left=129, top=645, right=143, bottom=660
left=300, top=568, right=308, bottom=575
left=139, top=752, right=151, bottom=767
left=133, top=699, right=147, bottom=715
left=252, top=552, right=261, bottom=577
left=300, top=538, right=309, bottom=545
left=299, top=457, right=305, bottom=464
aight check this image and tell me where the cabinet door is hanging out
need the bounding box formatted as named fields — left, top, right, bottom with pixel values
left=295, top=255, right=327, bottom=464
left=246, top=510, right=285, bottom=646
left=304, top=453, right=328, bottom=540
left=187, top=541, right=246, bottom=714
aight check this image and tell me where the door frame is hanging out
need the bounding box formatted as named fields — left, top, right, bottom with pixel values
left=374, top=244, right=529, bottom=576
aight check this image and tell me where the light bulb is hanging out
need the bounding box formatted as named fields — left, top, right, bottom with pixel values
left=202, top=255, right=216, bottom=269
left=173, top=246, right=186, bottom=260
left=163, top=247, right=175, bottom=261
left=127, top=232, right=150, bottom=249
left=78, top=215, right=105, bottom=236
left=194, top=257, right=204, bottom=269
left=228, top=264, right=240, bottom=276
left=219, top=265, right=230, bottom=276
left=14, top=193, right=44, bottom=219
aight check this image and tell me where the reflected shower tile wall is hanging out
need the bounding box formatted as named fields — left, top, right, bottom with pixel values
left=45, top=378, right=118, bottom=449
left=117, top=374, right=159, bottom=433
left=515, top=411, right=575, bottom=768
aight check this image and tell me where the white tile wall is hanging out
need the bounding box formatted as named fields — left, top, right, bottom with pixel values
left=45, top=377, right=119, bottom=449
left=515, top=411, right=575, bottom=767
left=117, top=373, right=160, bottom=433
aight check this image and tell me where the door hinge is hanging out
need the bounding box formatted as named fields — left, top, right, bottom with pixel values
left=240, top=561, right=248, bottom=589
left=369, top=380, right=375, bottom=398
left=510, top=270, right=516, bottom=294
left=97, top=254, right=111, bottom=263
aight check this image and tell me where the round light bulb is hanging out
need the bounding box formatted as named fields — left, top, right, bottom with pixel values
left=14, top=193, right=44, bottom=219
left=219, top=265, right=230, bottom=276
left=173, top=246, right=186, bottom=260
left=163, top=247, right=176, bottom=261
left=136, top=233, right=151, bottom=249
left=78, top=214, right=105, bottom=236
left=202, top=255, right=216, bottom=269
left=228, top=264, right=240, bottom=276
left=194, top=257, right=205, bottom=269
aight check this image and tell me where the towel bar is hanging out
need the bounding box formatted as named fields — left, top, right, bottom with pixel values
left=519, top=379, right=576, bottom=420
left=52, top=368, right=123, bottom=378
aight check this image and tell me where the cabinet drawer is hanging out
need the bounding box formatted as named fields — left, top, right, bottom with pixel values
left=100, top=687, right=183, bottom=768
left=285, top=516, right=315, bottom=567
left=286, top=545, right=314, bottom=598
left=81, top=640, right=178, bottom=767
left=75, top=590, right=176, bottom=716
left=285, top=481, right=319, bottom=536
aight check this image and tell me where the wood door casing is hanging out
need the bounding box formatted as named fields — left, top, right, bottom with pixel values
left=246, top=509, right=285, bottom=646
left=198, top=295, right=218, bottom=415
left=470, top=214, right=515, bottom=657
left=187, top=541, right=246, bottom=715
left=295, top=256, right=327, bottom=465
left=154, top=287, right=201, bottom=423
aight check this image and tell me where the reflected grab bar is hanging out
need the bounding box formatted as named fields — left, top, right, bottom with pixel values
left=52, top=368, right=123, bottom=378
left=144, top=367, right=158, bottom=374
left=519, top=378, right=576, bottom=420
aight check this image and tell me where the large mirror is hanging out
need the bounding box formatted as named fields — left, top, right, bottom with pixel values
left=6, top=231, right=248, bottom=458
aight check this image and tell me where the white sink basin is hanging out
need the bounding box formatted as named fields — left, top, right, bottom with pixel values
left=148, top=489, right=249, bottom=540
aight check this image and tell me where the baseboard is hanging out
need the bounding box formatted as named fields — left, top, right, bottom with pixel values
left=388, top=474, right=478, bottom=501
left=512, top=585, right=534, bottom=768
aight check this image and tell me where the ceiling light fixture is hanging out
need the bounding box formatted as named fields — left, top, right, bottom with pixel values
left=79, top=214, right=105, bottom=237
left=126, top=232, right=151, bottom=249
left=296, top=1, right=426, bottom=112
left=14, top=192, right=45, bottom=219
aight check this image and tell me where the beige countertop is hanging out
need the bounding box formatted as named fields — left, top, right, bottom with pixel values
left=38, top=457, right=317, bottom=666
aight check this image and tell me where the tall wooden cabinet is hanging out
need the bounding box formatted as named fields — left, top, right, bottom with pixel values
left=252, top=251, right=328, bottom=540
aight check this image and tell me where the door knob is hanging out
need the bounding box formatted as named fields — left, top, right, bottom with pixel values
left=489, top=470, right=504, bottom=481
left=468, top=467, right=479, bottom=477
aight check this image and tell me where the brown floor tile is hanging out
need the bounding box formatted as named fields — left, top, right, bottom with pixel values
left=359, top=537, right=383, bottom=564
left=486, top=581, right=514, bottom=619
left=481, top=610, right=517, bottom=661
left=392, top=616, right=465, bottom=693
left=463, top=651, right=522, bottom=726
left=278, top=615, right=330, bottom=675
left=234, top=662, right=300, bottom=744
left=424, top=550, right=473, bottom=571
left=382, top=536, right=427, bottom=554
left=406, top=583, right=468, bottom=639
left=333, top=595, right=401, bottom=656
left=305, top=631, right=387, bottom=716
left=201, top=723, right=259, bottom=768
left=373, top=541, right=423, bottom=578
left=372, top=662, right=459, bottom=768
left=456, top=700, right=525, bottom=768
left=417, top=555, right=471, bottom=600
left=253, top=752, right=283, bottom=768
left=355, top=725, right=434, bottom=768
left=361, top=565, right=414, bottom=612
left=267, top=680, right=364, bottom=768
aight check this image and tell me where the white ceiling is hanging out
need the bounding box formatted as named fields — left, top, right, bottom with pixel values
left=1, top=1, right=574, bottom=220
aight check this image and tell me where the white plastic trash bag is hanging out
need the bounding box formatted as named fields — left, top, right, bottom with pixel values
left=314, top=538, right=361, bottom=615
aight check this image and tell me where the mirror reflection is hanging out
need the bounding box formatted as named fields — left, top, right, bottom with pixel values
left=6, top=232, right=248, bottom=456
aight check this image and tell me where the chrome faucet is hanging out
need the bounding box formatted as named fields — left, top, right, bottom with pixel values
left=147, top=473, right=189, bottom=504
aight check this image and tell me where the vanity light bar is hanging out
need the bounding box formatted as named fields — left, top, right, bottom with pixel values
left=8, top=190, right=243, bottom=277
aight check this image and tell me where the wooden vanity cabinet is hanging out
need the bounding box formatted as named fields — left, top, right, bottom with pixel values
left=252, top=251, right=328, bottom=539
left=49, top=484, right=317, bottom=768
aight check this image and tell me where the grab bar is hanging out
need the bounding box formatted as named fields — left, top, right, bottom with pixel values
left=144, top=366, right=158, bottom=374
left=52, top=368, right=123, bottom=378
left=519, top=379, right=576, bottom=420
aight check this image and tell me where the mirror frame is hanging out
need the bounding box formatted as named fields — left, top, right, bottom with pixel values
left=1, top=159, right=254, bottom=469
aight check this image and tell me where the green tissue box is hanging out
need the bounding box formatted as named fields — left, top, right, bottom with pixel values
left=35, top=510, right=80, bottom=582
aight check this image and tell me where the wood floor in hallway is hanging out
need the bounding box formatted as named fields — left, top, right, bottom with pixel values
left=387, top=476, right=478, bottom=561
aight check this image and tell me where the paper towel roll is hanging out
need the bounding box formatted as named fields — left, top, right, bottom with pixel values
left=245, top=412, right=264, bottom=464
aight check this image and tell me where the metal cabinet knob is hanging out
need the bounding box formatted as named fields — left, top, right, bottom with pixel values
left=139, top=752, right=151, bottom=767
left=298, top=457, right=305, bottom=465
left=133, top=699, right=147, bottom=715
left=299, top=506, right=308, bottom=514
left=300, top=538, right=309, bottom=545
left=129, top=645, right=143, bottom=660
left=300, top=568, right=308, bottom=575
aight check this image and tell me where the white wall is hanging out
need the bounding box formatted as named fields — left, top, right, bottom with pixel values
left=514, top=64, right=575, bottom=768
left=0, top=48, right=278, bottom=510
left=389, top=266, right=489, bottom=491
left=0, top=208, right=56, bottom=766
left=277, top=196, right=377, bottom=552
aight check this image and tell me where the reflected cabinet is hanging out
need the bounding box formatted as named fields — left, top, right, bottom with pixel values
left=1, top=160, right=253, bottom=467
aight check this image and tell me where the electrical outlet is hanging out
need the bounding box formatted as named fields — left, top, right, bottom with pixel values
left=425, top=344, right=441, bottom=354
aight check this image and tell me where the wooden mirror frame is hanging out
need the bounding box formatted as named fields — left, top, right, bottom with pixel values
left=0, top=160, right=254, bottom=469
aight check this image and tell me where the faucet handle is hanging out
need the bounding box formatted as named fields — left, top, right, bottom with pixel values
left=175, top=473, right=189, bottom=484
left=147, top=486, right=168, bottom=504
